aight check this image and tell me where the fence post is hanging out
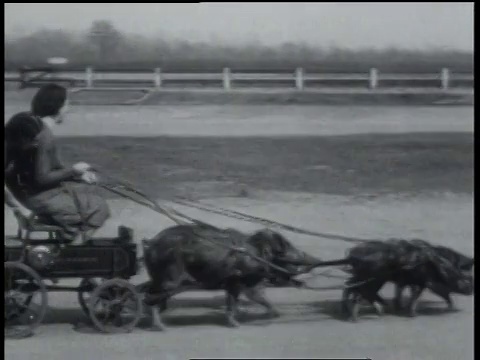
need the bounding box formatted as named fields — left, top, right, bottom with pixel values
left=295, top=67, right=304, bottom=90
left=223, top=68, right=231, bottom=90
left=369, top=68, right=378, bottom=89
left=441, top=68, right=450, bottom=90
left=154, top=68, right=162, bottom=89
left=86, top=67, right=93, bottom=88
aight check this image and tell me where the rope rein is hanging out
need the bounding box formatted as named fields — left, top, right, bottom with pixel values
left=173, top=198, right=370, bottom=244
left=92, top=171, right=384, bottom=291
left=96, top=175, right=299, bottom=278
left=96, top=171, right=370, bottom=244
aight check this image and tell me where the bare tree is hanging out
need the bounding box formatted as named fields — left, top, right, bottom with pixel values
left=87, top=20, right=122, bottom=62
left=3, top=23, right=474, bottom=73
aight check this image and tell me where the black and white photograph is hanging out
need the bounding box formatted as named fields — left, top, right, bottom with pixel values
left=4, top=2, right=474, bottom=359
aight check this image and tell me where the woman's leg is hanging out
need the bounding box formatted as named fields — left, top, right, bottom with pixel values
left=26, top=184, right=110, bottom=243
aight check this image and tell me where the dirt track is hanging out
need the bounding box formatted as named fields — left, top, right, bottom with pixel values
left=4, top=193, right=474, bottom=360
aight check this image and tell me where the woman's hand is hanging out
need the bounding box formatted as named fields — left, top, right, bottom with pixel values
left=5, top=184, right=34, bottom=227
left=13, top=207, right=34, bottom=229
left=80, top=171, right=98, bottom=184
left=72, top=162, right=92, bottom=175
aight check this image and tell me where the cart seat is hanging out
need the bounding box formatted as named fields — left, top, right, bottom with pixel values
left=15, top=211, right=134, bottom=247
left=17, top=215, right=64, bottom=242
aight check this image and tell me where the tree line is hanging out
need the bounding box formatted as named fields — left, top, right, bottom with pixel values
left=4, top=20, right=474, bottom=73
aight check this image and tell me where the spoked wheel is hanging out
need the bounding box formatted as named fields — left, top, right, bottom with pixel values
left=78, top=278, right=101, bottom=316
left=88, top=278, right=143, bottom=334
left=4, top=262, right=48, bottom=339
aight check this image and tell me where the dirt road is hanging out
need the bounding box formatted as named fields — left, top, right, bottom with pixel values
left=5, top=193, right=474, bottom=360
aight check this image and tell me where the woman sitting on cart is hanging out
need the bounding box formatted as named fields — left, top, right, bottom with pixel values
left=4, top=84, right=110, bottom=245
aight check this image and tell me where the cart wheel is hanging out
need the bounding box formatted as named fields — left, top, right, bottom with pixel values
left=78, top=278, right=101, bottom=316
left=88, top=278, right=143, bottom=334
left=5, top=261, right=48, bottom=339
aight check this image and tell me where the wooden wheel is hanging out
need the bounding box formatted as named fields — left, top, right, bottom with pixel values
left=4, top=262, right=48, bottom=339
left=78, top=278, right=101, bottom=316
left=88, top=278, right=143, bottom=334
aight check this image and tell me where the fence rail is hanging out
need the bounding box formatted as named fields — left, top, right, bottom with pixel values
left=4, top=67, right=474, bottom=91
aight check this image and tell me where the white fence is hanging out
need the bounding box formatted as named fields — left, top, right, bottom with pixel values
left=4, top=67, right=474, bottom=90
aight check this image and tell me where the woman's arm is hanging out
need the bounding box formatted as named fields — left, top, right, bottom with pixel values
left=5, top=184, right=32, bottom=217
left=4, top=140, right=30, bottom=215
left=34, top=134, right=77, bottom=187
left=52, top=144, right=65, bottom=170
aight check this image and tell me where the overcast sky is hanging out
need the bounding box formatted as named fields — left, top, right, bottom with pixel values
left=4, top=3, right=474, bottom=50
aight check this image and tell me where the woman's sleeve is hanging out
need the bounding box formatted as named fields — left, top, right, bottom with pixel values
left=34, top=134, right=77, bottom=187
left=5, top=139, right=8, bottom=171
left=4, top=141, right=15, bottom=207
left=4, top=141, right=25, bottom=209
left=52, top=146, right=65, bottom=170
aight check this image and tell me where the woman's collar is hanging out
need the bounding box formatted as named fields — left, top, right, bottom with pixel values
left=40, top=116, right=56, bottom=129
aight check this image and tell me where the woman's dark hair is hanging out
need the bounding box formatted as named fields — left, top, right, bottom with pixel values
left=31, top=84, right=67, bottom=117
left=5, top=112, right=44, bottom=151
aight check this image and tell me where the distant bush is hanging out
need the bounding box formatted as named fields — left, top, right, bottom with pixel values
left=4, top=21, right=473, bottom=74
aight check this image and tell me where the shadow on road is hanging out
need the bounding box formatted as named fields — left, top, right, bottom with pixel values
left=37, top=296, right=456, bottom=334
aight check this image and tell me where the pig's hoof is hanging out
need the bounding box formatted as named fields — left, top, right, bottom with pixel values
left=407, top=309, right=417, bottom=318
left=149, top=324, right=166, bottom=332
left=226, top=317, right=240, bottom=328
left=373, top=303, right=385, bottom=316
left=267, top=309, right=280, bottom=318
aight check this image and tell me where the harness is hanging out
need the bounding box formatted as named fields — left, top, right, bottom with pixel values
left=94, top=170, right=374, bottom=290
left=92, top=169, right=469, bottom=293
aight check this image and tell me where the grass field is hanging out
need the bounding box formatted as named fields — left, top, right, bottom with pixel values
left=4, top=86, right=475, bottom=106
left=56, top=132, right=473, bottom=200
